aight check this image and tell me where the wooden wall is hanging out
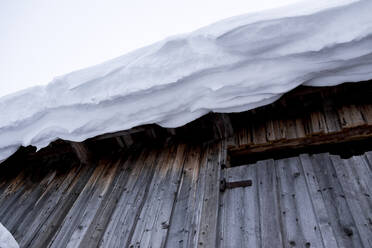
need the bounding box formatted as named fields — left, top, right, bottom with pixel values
left=219, top=152, right=372, bottom=248
left=0, top=141, right=371, bottom=247
left=0, top=142, right=222, bottom=248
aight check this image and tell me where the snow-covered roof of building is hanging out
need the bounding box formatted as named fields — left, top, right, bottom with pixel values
left=1, top=0, right=372, bottom=162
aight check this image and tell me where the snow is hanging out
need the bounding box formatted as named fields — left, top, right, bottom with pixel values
left=1, top=0, right=372, bottom=162
left=0, top=223, right=19, bottom=248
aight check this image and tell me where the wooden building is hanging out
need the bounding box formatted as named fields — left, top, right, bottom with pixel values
left=0, top=81, right=371, bottom=247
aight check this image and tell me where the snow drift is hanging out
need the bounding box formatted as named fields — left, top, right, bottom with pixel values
left=1, top=0, right=372, bottom=162
left=0, top=223, right=18, bottom=248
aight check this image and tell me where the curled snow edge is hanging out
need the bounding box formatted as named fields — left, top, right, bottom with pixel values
left=1, top=0, right=372, bottom=162
left=0, top=223, right=19, bottom=248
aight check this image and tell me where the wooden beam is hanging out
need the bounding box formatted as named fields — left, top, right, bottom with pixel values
left=70, top=142, right=92, bottom=165
left=91, top=126, right=146, bottom=141
left=229, top=125, right=372, bottom=165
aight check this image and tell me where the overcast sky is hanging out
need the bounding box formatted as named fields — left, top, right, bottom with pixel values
left=0, top=0, right=302, bottom=97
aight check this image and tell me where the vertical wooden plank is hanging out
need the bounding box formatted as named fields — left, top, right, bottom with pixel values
left=221, top=114, right=234, bottom=138
left=245, top=124, right=253, bottom=146
left=0, top=172, right=36, bottom=221
left=337, top=105, right=365, bottom=129
left=80, top=152, right=139, bottom=247
left=360, top=105, right=372, bottom=125
left=348, top=105, right=366, bottom=127
left=323, top=105, right=342, bottom=133
left=66, top=159, right=121, bottom=248
left=257, top=159, right=283, bottom=248
left=122, top=134, right=134, bottom=148
left=127, top=145, right=178, bottom=247
left=252, top=121, right=267, bottom=145
left=310, top=111, right=326, bottom=134
left=219, top=139, right=228, bottom=168
left=186, top=145, right=210, bottom=248
left=337, top=105, right=353, bottom=129
left=265, top=119, right=276, bottom=142
left=213, top=114, right=234, bottom=139
left=294, top=118, right=306, bottom=138
left=14, top=165, right=82, bottom=246
left=148, top=145, right=187, bottom=247
left=0, top=181, right=8, bottom=199
left=196, top=142, right=221, bottom=248
left=27, top=163, right=97, bottom=248
left=330, top=155, right=372, bottom=248
left=99, top=149, right=159, bottom=248
left=276, top=119, right=287, bottom=140
left=217, top=140, right=228, bottom=248
left=276, top=158, right=302, bottom=247
left=70, top=142, right=91, bottom=165
left=164, top=145, right=205, bottom=248
left=364, top=151, right=372, bottom=171
left=48, top=160, right=110, bottom=248
left=0, top=178, right=31, bottom=224
left=276, top=157, right=324, bottom=248
left=1, top=171, right=57, bottom=232
left=219, top=163, right=260, bottom=248
left=130, top=144, right=187, bottom=248
left=0, top=172, right=27, bottom=209
left=115, top=137, right=126, bottom=148
left=299, top=154, right=339, bottom=248
left=240, top=163, right=260, bottom=247
left=311, top=153, right=363, bottom=248
left=236, top=127, right=247, bottom=147
left=285, top=119, right=297, bottom=139
left=220, top=167, right=244, bottom=248
left=302, top=114, right=313, bottom=136
left=287, top=157, right=325, bottom=247
left=349, top=156, right=372, bottom=197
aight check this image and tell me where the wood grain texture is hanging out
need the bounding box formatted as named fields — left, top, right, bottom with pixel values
left=217, top=152, right=371, bottom=248
left=0, top=144, right=371, bottom=248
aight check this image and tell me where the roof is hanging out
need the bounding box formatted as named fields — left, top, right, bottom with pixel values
left=1, top=80, right=372, bottom=247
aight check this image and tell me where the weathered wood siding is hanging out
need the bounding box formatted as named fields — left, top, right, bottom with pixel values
left=1, top=142, right=371, bottom=248
left=219, top=152, right=372, bottom=248
left=0, top=142, right=223, bottom=248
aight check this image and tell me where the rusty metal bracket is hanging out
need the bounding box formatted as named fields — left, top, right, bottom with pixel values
left=220, top=178, right=252, bottom=192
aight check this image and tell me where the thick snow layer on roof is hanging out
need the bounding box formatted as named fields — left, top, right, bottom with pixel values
left=0, top=223, right=19, bottom=248
left=1, top=0, right=372, bottom=162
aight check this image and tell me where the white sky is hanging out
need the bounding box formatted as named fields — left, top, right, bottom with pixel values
left=0, top=0, right=301, bottom=97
